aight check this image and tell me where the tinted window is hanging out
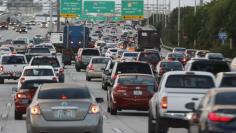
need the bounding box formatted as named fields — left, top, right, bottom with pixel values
left=31, top=58, right=59, bottom=67
left=2, top=56, right=26, bottom=64
left=215, top=92, right=236, bottom=105
left=82, top=49, right=100, bottom=56
left=169, top=53, right=184, bottom=58
left=191, top=61, right=230, bottom=75
left=118, top=75, right=155, bottom=85
left=92, top=58, right=110, bottom=64
left=165, top=75, right=215, bottom=88
left=23, top=69, right=54, bottom=76
left=38, top=88, right=91, bottom=99
left=28, top=48, right=50, bottom=53
left=139, top=53, right=161, bottom=62
left=123, top=53, right=138, bottom=57
left=174, top=48, right=186, bottom=52
left=116, top=63, right=152, bottom=75
left=160, top=62, right=183, bottom=70
left=0, top=48, right=10, bottom=52
left=13, top=40, right=26, bottom=44
left=110, top=49, right=117, bottom=52
left=21, top=80, right=56, bottom=90
left=220, top=77, right=236, bottom=87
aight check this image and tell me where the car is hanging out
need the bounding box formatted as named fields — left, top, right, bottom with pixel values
left=105, top=48, right=118, bottom=59
left=13, top=79, right=58, bottom=120
left=172, top=47, right=186, bottom=54
left=25, top=83, right=104, bottom=133
left=215, top=72, right=236, bottom=88
left=86, top=57, right=111, bottom=81
left=116, top=49, right=127, bottom=60
left=155, top=60, right=184, bottom=83
left=34, top=43, right=57, bottom=55
left=40, top=22, right=48, bottom=28
left=186, top=88, right=236, bottom=133
left=205, top=52, right=224, bottom=60
left=166, top=52, right=187, bottom=65
left=94, top=40, right=106, bottom=51
left=12, top=40, right=28, bottom=53
left=75, top=48, right=100, bottom=72
left=184, top=49, right=197, bottom=61
left=18, top=66, right=58, bottom=88
left=185, top=59, right=230, bottom=75
left=137, top=52, right=161, bottom=70
left=19, top=26, right=28, bottom=33
left=107, top=74, right=158, bottom=115
left=25, top=48, right=52, bottom=62
left=230, top=57, right=236, bottom=72
left=102, top=60, right=118, bottom=90
left=0, top=54, right=28, bottom=84
left=120, top=52, right=139, bottom=61
left=0, top=47, right=12, bottom=55
left=29, top=56, right=64, bottom=83
left=144, top=49, right=160, bottom=53
left=148, top=71, right=216, bottom=133
left=194, top=50, right=209, bottom=58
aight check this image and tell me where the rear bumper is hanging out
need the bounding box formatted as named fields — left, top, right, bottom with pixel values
left=160, top=112, right=189, bottom=128
left=113, top=97, right=149, bottom=110
left=87, top=71, right=103, bottom=78
left=76, top=62, right=89, bottom=69
left=0, top=73, right=21, bottom=79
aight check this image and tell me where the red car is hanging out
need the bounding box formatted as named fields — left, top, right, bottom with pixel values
left=107, top=74, right=157, bottom=115
left=136, top=52, right=161, bottom=70
left=13, top=79, right=57, bottom=120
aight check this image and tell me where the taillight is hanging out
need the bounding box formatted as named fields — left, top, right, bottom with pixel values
left=111, top=74, right=117, bottom=80
left=89, top=104, right=100, bottom=114
left=114, top=85, right=127, bottom=96
left=76, top=55, right=82, bottom=62
left=159, top=68, right=165, bottom=75
left=208, top=112, right=234, bottom=122
left=161, top=96, right=168, bottom=109
left=59, top=68, right=64, bottom=74
left=20, top=77, right=25, bottom=84
left=0, top=66, right=3, bottom=72
left=31, top=104, right=41, bottom=115
left=87, top=64, right=94, bottom=71
left=52, top=77, right=58, bottom=81
left=16, top=93, right=28, bottom=99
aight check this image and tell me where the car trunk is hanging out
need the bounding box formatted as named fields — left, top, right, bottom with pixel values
left=82, top=56, right=93, bottom=65
left=2, top=64, right=26, bottom=76
left=39, top=100, right=91, bottom=121
left=93, top=64, right=106, bottom=72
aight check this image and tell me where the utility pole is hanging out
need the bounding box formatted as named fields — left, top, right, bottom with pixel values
left=147, top=0, right=149, bottom=25
left=57, top=0, right=60, bottom=32
left=49, top=0, right=53, bottom=33
left=152, top=0, right=155, bottom=25
left=193, top=0, right=197, bottom=48
left=156, top=0, right=158, bottom=23
left=177, top=0, right=180, bottom=47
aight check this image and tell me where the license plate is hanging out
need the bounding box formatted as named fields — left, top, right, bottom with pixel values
left=133, top=90, right=143, bottom=96
left=54, top=109, right=75, bottom=119
left=21, top=99, right=29, bottom=104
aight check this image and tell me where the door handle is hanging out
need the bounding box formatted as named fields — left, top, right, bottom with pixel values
left=192, top=98, right=198, bottom=101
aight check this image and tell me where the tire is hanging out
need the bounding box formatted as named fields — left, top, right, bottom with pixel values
left=148, top=110, right=155, bottom=133
left=155, top=115, right=168, bottom=133
left=0, top=78, right=4, bottom=84
left=102, top=83, right=107, bottom=90
left=75, top=65, right=80, bottom=72
left=14, top=110, right=23, bottom=120
left=86, top=76, right=91, bottom=81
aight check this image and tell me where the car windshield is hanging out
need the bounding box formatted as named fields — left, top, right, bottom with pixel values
left=23, top=69, right=54, bottom=76
left=215, top=92, right=236, bottom=105
left=2, top=56, right=26, bottom=64
left=220, top=77, right=236, bottom=87
left=118, top=75, right=155, bottom=85
left=165, top=75, right=215, bottom=88
left=116, top=63, right=152, bottom=75
left=31, top=58, right=59, bottom=67
left=38, top=88, right=91, bottom=99
left=160, top=62, right=183, bottom=70
left=21, top=80, right=56, bottom=90
left=139, top=53, right=161, bottom=62
left=28, top=48, right=50, bottom=53
left=82, top=49, right=100, bottom=56
left=92, top=58, right=110, bottom=64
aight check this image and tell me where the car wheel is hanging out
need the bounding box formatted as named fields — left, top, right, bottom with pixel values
left=86, top=76, right=91, bottom=81
left=75, top=65, right=81, bottom=72
left=155, top=115, right=168, bottom=133
left=148, top=110, right=155, bottom=133
left=0, top=78, right=4, bottom=84
left=102, top=83, right=107, bottom=90
left=14, top=110, right=22, bottom=120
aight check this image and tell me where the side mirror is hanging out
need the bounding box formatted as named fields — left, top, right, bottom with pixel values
left=12, top=87, right=17, bottom=92
left=95, top=98, right=104, bottom=103
left=185, top=102, right=196, bottom=112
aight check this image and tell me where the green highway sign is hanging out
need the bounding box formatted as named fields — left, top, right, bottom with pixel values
left=121, top=0, right=144, bottom=20
left=60, top=0, right=82, bottom=18
left=84, top=0, right=115, bottom=14
left=111, top=16, right=123, bottom=22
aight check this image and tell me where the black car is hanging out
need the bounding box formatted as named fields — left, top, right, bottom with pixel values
left=186, top=88, right=236, bottom=133
left=19, top=26, right=27, bottom=33
left=102, top=60, right=117, bottom=90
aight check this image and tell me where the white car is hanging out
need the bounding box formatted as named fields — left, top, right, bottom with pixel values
left=120, top=52, right=139, bottom=61
left=18, top=66, right=58, bottom=89
left=0, top=47, right=11, bottom=55
left=105, top=48, right=118, bottom=59
left=231, top=57, right=236, bottom=71
left=215, top=72, right=236, bottom=88
left=34, top=43, right=57, bottom=55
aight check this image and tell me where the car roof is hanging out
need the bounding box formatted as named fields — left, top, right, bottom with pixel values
left=217, top=72, right=236, bottom=77
left=1, top=54, right=25, bottom=57
left=24, top=65, right=54, bottom=69
left=164, top=71, right=215, bottom=77
left=118, top=73, right=155, bottom=77
left=40, top=83, right=88, bottom=91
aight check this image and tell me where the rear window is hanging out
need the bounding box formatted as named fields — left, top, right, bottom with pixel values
left=28, top=48, right=50, bottom=53
left=92, top=58, right=110, bottom=64
left=110, top=49, right=117, bottom=52
left=220, top=77, right=236, bottom=87
left=160, top=62, right=183, bottom=70
left=13, top=40, right=26, bottom=44
left=116, top=63, right=152, bottom=75
left=165, top=75, right=215, bottom=88
left=123, top=53, right=138, bottom=57
left=191, top=61, right=230, bottom=75
left=174, top=48, right=186, bottom=52
left=169, top=53, right=184, bottom=58
left=215, top=92, right=236, bottom=105
left=139, top=53, right=161, bottom=62
left=2, top=56, right=26, bottom=64
left=21, top=80, right=56, bottom=90
left=0, top=48, right=10, bottom=51
left=23, top=69, right=54, bottom=76
left=118, top=75, right=155, bottom=85
left=38, top=88, right=91, bottom=99
left=31, top=58, right=59, bottom=67
left=82, top=49, right=100, bottom=56
left=197, top=51, right=208, bottom=57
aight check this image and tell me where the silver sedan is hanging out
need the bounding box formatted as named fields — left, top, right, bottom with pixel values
left=26, top=83, right=104, bottom=133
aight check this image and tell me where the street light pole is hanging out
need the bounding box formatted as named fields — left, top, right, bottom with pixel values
left=194, top=0, right=197, bottom=48
left=57, top=0, right=60, bottom=32
left=177, top=0, right=180, bottom=47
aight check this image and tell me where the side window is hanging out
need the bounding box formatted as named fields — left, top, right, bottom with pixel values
left=184, top=63, right=190, bottom=71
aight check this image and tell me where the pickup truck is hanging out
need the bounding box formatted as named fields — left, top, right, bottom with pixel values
left=0, top=54, right=28, bottom=84
left=25, top=47, right=52, bottom=62
left=148, top=71, right=215, bottom=133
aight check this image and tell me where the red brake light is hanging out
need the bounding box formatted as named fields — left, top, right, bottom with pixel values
left=20, top=77, right=25, bottom=84
left=59, top=68, right=64, bottom=74
left=52, top=77, right=58, bottom=81
left=31, top=104, right=41, bottom=115
left=161, top=96, right=168, bottom=109
left=159, top=68, right=165, bottom=75
left=88, top=64, right=94, bottom=71
left=61, top=95, right=68, bottom=100
left=208, top=112, right=234, bottom=122
left=16, top=93, right=28, bottom=99
left=113, top=84, right=127, bottom=96
left=76, top=55, right=82, bottom=61
left=111, top=74, right=117, bottom=80
left=0, top=66, right=3, bottom=72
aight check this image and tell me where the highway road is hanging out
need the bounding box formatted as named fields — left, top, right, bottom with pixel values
left=0, top=26, right=187, bottom=133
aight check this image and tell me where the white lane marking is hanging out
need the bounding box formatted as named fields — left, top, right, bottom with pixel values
left=1, top=113, right=7, bottom=119
left=103, top=115, right=108, bottom=120
left=112, top=128, right=123, bottom=133
left=0, top=126, right=2, bottom=131
left=6, top=103, right=11, bottom=107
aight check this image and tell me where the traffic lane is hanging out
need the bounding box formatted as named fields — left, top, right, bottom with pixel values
left=65, top=65, right=188, bottom=133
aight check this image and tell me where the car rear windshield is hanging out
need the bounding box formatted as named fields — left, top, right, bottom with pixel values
left=191, top=61, right=230, bottom=75
left=82, top=49, right=100, bottom=56
left=0, top=48, right=10, bottom=51
left=165, top=75, right=215, bottom=88
left=2, top=56, right=26, bottom=64
left=160, top=62, right=183, bottom=70
left=169, top=53, right=184, bottom=58
left=28, top=48, right=50, bottom=53
left=21, top=80, right=57, bottom=90
left=38, top=88, right=91, bottom=99
left=215, top=92, right=236, bottom=105
left=92, top=58, right=110, bottom=64
left=118, top=75, right=155, bottom=85
left=220, top=77, right=236, bottom=87
left=116, top=63, right=152, bottom=75
left=124, top=53, right=138, bottom=57
left=13, top=40, right=26, bottom=45
left=23, top=69, right=54, bottom=76
left=110, top=49, right=117, bottom=52
left=139, top=53, right=161, bottom=62
left=31, top=58, right=59, bottom=67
